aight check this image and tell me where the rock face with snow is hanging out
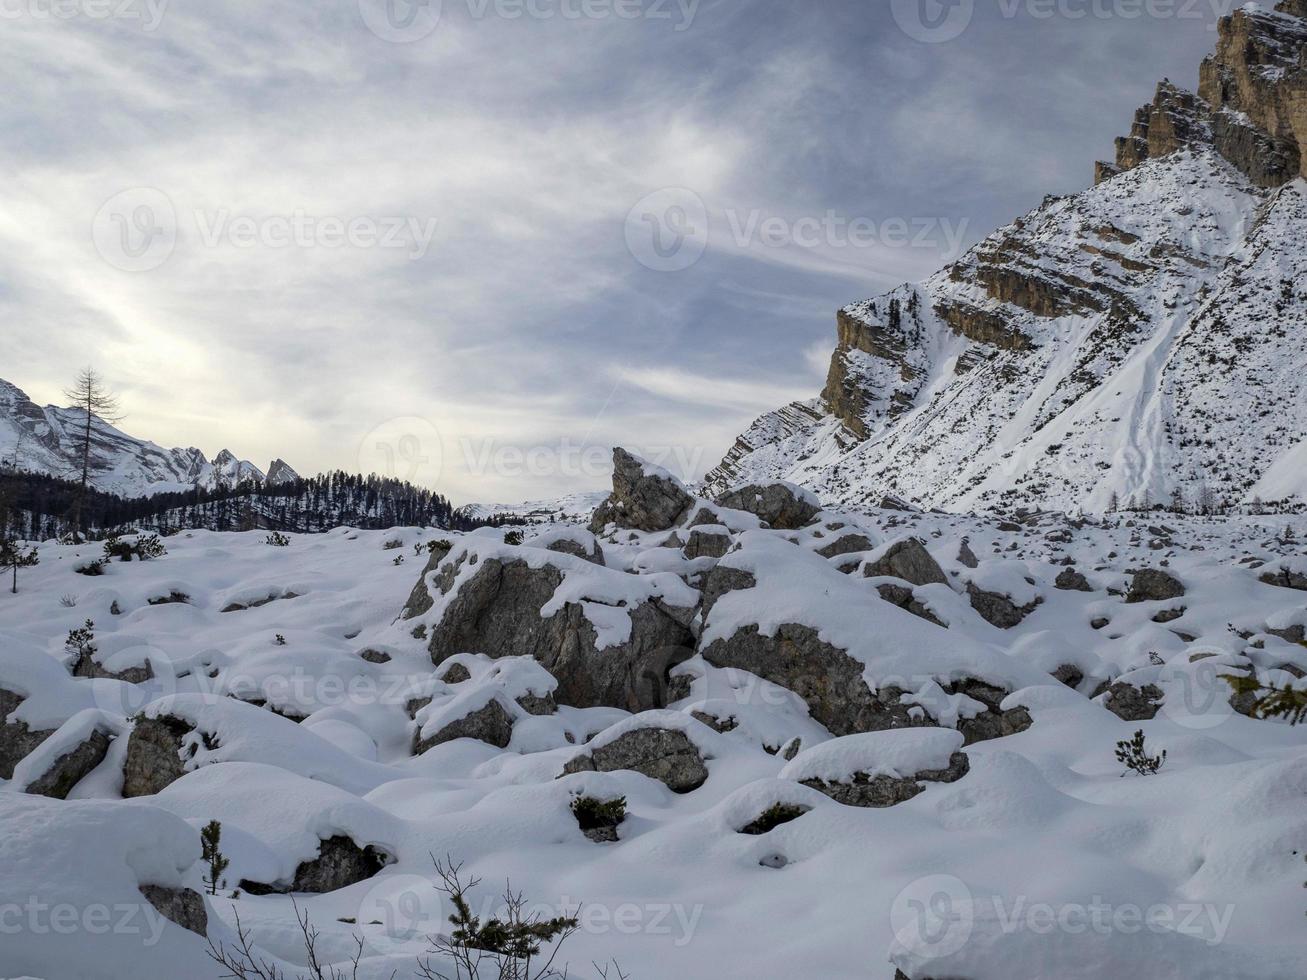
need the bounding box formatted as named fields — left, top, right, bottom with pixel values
left=713, top=482, right=821, bottom=530
left=589, top=448, right=696, bottom=533
left=561, top=725, right=709, bottom=793
left=0, top=377, right=294, bottom=497
left=704, top=2, right=1307, bottom=514
left=419, top=540, right=697, bottom=711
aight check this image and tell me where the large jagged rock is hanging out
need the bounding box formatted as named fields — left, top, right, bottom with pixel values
left=714, top=482, right=821, bottom=530
left=413, top=697, right=514, bottom=754
left=700, top=622, right=915, bottom=737
left=798, top=751, right=969, bottom=808
left=426, top=556, right=695, bottom=712
left=242, top=836, right=390, bottom=895
left=560, top=727, right=708, bottom=793
left=139, top=885, right=208, bottom=937
left=0, top=689, right=54, bottom=780
left=862, top=538, right=947, bottom=587
left=1126, top=568, right=1186, bottom=603
left=24, top=728, right=113, bottom=799
left=589, top=448, right=695, bottom=533
left=122, top=715, right=194, bottom=798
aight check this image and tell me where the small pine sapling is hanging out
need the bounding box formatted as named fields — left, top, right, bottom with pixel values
left=201, top=820, right=230, bottom=897
left=1116, top=729, right=1166, bottom=776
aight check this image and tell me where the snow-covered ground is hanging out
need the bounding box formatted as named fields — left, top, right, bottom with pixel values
left=2, top=496, right=1305, bottom=980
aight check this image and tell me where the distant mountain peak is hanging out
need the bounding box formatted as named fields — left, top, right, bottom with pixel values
left=0, top=377, right=292, bottom=498
left=706, top=6, right=1307, bottom=514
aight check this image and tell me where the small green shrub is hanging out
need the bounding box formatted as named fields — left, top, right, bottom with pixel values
left=570, top=795, right=627, bottom=831
left=265, top=532, right=291, bottom=547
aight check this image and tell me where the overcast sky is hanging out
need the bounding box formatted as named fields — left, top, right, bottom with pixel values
left=0, top=0, right=1233, bottom=504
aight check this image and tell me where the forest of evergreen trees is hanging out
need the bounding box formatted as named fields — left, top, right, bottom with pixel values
left=0, top=467, right=520, bottom=540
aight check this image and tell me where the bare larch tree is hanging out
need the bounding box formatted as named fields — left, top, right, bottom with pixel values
left=63, top=368, right=122, bottom=540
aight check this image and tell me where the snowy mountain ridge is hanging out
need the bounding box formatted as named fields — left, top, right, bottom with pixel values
left=0, top=377, right=300, bottom=498
left=705, top=1, right=1307, bottom=515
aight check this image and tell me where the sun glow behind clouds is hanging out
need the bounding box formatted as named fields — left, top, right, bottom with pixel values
left=0, top=1, right=1222, bottom=503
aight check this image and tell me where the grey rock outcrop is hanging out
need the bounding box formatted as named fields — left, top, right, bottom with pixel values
left=0, top=689, right=54, bottom=780
left=24, top=728, right=113, bottom=799
left=589, top=448, right=694, bottom=533
left=714, top=483, right=821, bottom=530
left=122, top=715, right=194, bottom=798
left=139, top=885, right=208, bottom=937
left=242, top=837, right=389, bottom=895
left=800, top=751, right=969, bottom=808
left=684, top=528, right=733, bottom=560
left=1055, top=568, right=1094, bottom=592
left=426, top=557, right=695, bottom=712
left=1260, top=565, right=1307, bottom=592
left=401, top=540, right=455, bottom=620
left=863, top=538, right=948, bottom=587
left=413, top=698, right=514, bottom=754
left=1103, top=681, right=1164, bottom=721
left=560, top=728, right=708, bottom=793
left=967, top=584, right=1040, bottom=629
left=1126, top=569, right=1186, bottom=604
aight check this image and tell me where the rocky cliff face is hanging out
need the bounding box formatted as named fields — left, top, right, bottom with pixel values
left=0, top=378, right=290, bottom=498
left=1099, top=2, right=1307, bottom=188
left=706, top=1, right=1307, bottom=515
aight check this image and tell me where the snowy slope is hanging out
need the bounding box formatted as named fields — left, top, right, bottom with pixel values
left=0, top=378, right=286, bottom=498
left=1, top=504, right=1305, bottom=979
left=706, top=4, right=1307, bottom=515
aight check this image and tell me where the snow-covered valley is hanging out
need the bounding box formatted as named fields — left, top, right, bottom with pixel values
left=2, top=455, right=1305, bottom=979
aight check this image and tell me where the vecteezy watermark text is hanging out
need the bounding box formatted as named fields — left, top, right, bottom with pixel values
left=0, top=0, right=169, bottom=30
left=358, top=0, right=699, bottom=43
left=92, top=188, right=439, bottom=272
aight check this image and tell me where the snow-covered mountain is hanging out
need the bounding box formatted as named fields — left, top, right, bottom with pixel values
left=0, top=378, right=295, bottom=498
left=706, top=1, right=1307, bottom=515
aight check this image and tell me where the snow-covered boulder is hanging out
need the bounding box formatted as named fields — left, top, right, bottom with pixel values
left=779, top=729, right=969, bottom=807
left=714, top=481, right=822, bottom=530
left=419, top=538, right=698, bottom=711
left=1127, top=567, right=1187, bottom=603
left=861, top=537, right=947, bottom=587
left=525, top=526, right=606, bottom=565
left=589, top=447, right=695, bottom=533
left=699, top=533, right=1046, bottom=739
left=559, top=712, right=716, bottom=793
left=15, top=710, right=119, bottom=799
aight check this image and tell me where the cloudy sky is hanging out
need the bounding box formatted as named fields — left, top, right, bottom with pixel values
left=0, top=0, right=1232, bottom=503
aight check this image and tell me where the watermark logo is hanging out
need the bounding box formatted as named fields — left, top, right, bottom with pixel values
left=1158, top=658, right=1236, bottom=731
left=92, top=191, right=439, bottom=272
left=891, top=0, right=974, bottom=43
left=358, top=416, right=445, bottom=484
left=358, top=0, right=443, bottom=42
left=92, top=188, right=177, bottom=273
left=624, top=189, right=970, bottom=273
left=0, top=0, right=170, bottom=30
left=0, top=899, right=167, bottom=947
left=624, top=187, right=709, bottom=273
left=890, top=874, right=974, bottom=960
left=358, top=874, right=445, bottom=955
